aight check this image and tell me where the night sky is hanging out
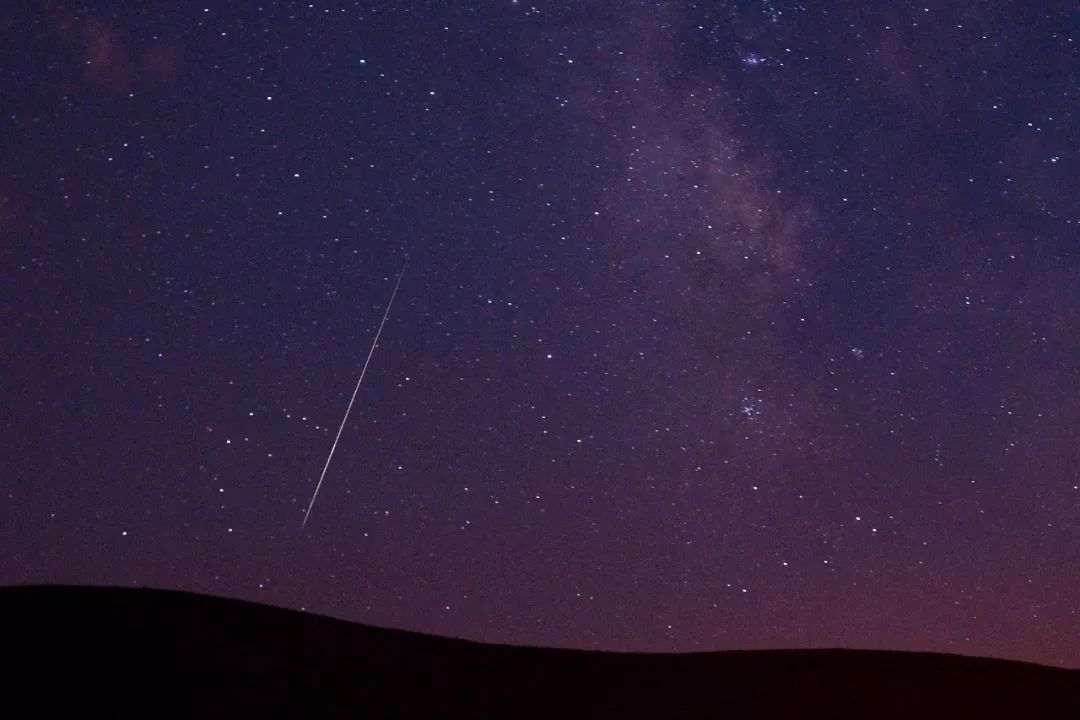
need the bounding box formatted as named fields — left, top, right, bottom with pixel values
left=3, top=2, right=1078, bottom=669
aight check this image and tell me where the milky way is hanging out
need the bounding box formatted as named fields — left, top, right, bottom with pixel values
left=2, top=1, right=1078, bottom=668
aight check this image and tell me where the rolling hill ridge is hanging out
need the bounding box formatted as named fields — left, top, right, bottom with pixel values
left=4, top=584, right=1077, bottom=718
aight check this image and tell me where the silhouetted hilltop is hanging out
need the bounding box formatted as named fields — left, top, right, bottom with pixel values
left=4, top=584, right=1077, bottom=718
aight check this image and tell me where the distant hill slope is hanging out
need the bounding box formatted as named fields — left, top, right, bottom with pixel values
left=3, top=585, right=1077, bottom=718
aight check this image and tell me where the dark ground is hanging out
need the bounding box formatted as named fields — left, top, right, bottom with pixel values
left=4, top=585, right=1078, bottom=718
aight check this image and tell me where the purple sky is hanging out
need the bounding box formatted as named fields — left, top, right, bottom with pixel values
left=3, top=1, right=1078, bottom=668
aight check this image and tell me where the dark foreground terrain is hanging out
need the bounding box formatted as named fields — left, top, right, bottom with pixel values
left=3, top=585, right=1077, bottom=718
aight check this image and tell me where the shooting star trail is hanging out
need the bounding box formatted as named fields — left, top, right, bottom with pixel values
left=301, top=253, right=410, bottom=529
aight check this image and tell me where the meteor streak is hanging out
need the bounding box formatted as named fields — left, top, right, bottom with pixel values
left=301, top=253, right=410, bottom=529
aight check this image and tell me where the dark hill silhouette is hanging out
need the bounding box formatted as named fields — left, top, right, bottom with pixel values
left=3, top=584, right=1077, bottom=718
